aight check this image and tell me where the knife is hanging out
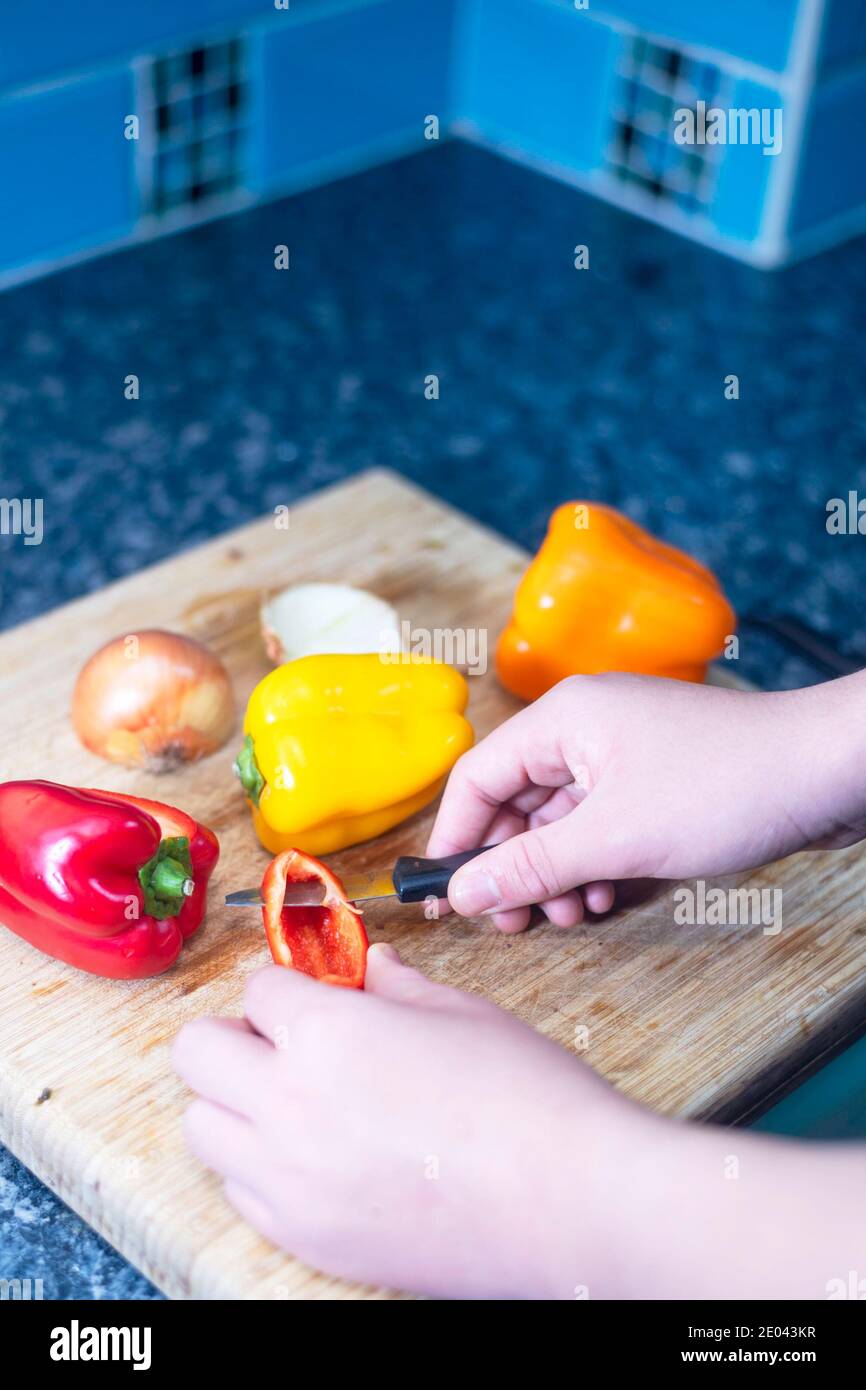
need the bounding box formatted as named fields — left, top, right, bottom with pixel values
left=225, top=846, right=496, bottom=909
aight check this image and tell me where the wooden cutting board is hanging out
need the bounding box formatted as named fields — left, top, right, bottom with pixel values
left=1, top=468, right=865, bottom=1300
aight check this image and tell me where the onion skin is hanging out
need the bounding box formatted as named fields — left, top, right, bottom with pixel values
left=72, top=630, right=236, bottom=772
left=262, top=621, right=284, bottom=666
left=260, top=582, right=401, bottom=665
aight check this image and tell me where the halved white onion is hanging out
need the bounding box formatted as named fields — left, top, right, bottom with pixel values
left=261, top=583, right=402, bottom=663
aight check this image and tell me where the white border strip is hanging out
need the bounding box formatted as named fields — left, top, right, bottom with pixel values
left=759, top=0, right=827, bottom=261
left=536, top=0, right=804, bottom=89
left=452, top=118, right=787, bottom=268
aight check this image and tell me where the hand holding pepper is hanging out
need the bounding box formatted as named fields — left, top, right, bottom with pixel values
left=173, top=943, right=629, bottom=1298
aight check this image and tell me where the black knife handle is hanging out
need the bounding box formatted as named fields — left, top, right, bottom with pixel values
left=741, top=612, right=863, bottom=678
left=392, top=846, right=497, bottom=903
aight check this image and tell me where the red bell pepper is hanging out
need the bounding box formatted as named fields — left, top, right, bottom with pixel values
left=262, top=849, right=368, bottom=989
left=0, top=781, right=219, bottom=979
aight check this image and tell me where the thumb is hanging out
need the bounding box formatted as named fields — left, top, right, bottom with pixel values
left=364, top=942, right=481, bottom=1015
left=448, top=807, right=614, bottom=916
left=364, top=941, right=437, bottom=1004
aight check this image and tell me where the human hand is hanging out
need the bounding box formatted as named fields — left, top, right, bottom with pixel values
left=428, top=671, right=866, bottom=933
left=172, top=943, right=636, bottom=1299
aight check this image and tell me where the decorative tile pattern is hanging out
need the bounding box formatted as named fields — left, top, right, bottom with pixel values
left=141, top=37, right=248, bottom=217
left=605, top=35, right=733, bottom=217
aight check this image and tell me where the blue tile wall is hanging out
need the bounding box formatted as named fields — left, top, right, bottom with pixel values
left=711, top=80, right=785, bottom=244
left=588, top=0, right=799, bottom=75
left=0, top=70, right=136, bottom=274
left=458, top=0, right=616, bottom=172
left=253, top=0, right=456, bottom=190
left=0, top=0, right=864, bottom=283
left=789, top=65, right=866, bottom=235
left=0, top=0, right=269, bottom=92
left=816, top=0, right=866, bottom=76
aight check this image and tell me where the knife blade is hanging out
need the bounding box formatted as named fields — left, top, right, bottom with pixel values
left=225, top=845, right=495, bottom=909
left=225, top=870, right=395, bottom=909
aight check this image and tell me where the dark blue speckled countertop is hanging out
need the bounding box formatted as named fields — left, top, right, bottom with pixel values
left=1, top=141, right=866, bottom=1297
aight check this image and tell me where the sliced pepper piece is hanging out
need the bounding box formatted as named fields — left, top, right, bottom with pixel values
left=262, top=848, right=368, bottom=989
left=0, top=781, right=219, bottom=979
left=497, top=502, right=736, bottom=700
left=236, top=653, right=474, bottom=856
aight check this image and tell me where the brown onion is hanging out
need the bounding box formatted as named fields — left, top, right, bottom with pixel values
left=72, top=629, right=235, bottom=772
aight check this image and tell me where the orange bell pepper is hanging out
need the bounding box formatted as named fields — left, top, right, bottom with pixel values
left=497, top=502, right=735, bottom=700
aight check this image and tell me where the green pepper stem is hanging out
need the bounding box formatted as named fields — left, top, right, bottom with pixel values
left=139, top=835, right=194, bottom=919
left=233, top=734, right=265, bottom=808
left=151, top=857, right=193, bottom=900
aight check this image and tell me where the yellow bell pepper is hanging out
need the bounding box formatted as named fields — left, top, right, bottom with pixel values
left=234, top=653, right=474, bottom=856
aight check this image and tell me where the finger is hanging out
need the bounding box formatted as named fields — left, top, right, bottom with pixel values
left=527, top=784, right=585, bottom=828
left=507, top=784, right=560, bottom=818
left=364, top=943, right=437, bottom=1004
left=426, top=767, right=500, bottom=858
left=427, top=699, right=570, bottom=856
left=448, top=804, right=618, bottom=915
left=464, top=800, right=583, bottom=930
left=540, top=891, right=585, bottom=928
left=223, top=1178, right=284, bottom=1246
left=489, top=906, right=533, bottom=934
left=173, top=1016, right=273, bottom=1116
left=243, top=962, right=366, bottom=1046
left=182, top=1097, right=264, bottom=1184
left=366, top=940, right=401, bottom=966
left=583, top=880, right=616, bottom=914
left=363, top=940, right=434, bottom=1003
left=485, top=807, right=526, bottom=844
left=365, top=942, right=481, bottom=1013
left=433, top=808, right=525, bottom=920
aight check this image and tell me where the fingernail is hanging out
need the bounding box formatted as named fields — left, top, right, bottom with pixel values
left=368, top=941, right=400, bottom=963
left=450, top=870, right=501, bottom=916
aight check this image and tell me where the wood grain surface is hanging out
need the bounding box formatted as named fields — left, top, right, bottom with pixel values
left=0, top=468, right=864, bottom=1299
